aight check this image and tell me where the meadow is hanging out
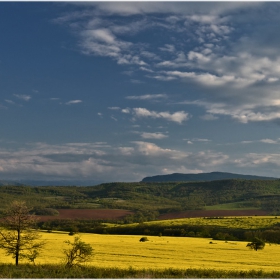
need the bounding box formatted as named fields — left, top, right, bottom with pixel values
left=2, top=231, right=280, bottom=273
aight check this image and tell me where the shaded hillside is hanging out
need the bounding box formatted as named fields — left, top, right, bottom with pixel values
left=142, top=171, right=278, bottom=182
left=1, top=179, right=280, bottom=218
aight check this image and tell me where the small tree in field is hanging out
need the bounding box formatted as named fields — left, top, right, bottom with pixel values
left=246, top=237, right=265, bottom=251
left=63, top=236, right=94, bottom=268
left=0, top=201, right=45, bottom=265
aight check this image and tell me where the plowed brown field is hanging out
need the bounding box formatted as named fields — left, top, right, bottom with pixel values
left=158, top=209, right=269, bottom=220
left=37, top=208, right=269, bottom=221
left=37, top=209, right=133, bottom=221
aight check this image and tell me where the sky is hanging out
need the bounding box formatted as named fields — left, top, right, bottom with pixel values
left=1, top=1, right=280, bottom=183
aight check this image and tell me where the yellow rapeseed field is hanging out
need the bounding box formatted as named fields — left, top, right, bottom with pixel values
left=114, top=216, right=280, bottom=230
left=1, top=231, right=280, bottom=272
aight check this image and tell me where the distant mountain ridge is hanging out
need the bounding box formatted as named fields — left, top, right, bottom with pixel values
left=141, top=171, right=278, bottom=182
left=0, top=179, right=104, bottom=187
left=0, top=180, right=25, bottom=186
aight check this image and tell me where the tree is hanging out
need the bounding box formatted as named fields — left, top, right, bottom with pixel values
left=246, top=237, right=265, bottom=251
left=63, top=236, right=94, bottom=267
left=0, top=201, right=45, bottom=265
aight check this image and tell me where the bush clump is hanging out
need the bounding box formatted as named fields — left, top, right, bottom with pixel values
left=139, top=237, right=149, bottom=242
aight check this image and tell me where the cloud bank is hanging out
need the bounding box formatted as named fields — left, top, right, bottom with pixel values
left=0, top=141, right=280, bottom=182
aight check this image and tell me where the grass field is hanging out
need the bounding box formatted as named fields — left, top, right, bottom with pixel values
left=204, top=202, right=260, bottom=210
left=1, top=231, right=280, bottom=272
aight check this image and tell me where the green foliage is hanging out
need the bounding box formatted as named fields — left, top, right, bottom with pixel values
left=246, top=237, right=265, bottom=251
left=0, top=264, right=279, bottom=278
left=22, top=249, right=40, bottom=265
left=139, top=236, right=149, bottom=242
left=1, top=179, right=280, bottom=216
left=0, top=201, right=45, bottom=265
left=63, top=236, right=94, bottom=268
left=32, top=206, right=59, bottom=216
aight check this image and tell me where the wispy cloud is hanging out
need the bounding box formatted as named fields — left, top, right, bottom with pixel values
left=5, top=100, right=15, bottom=105
left=132, top=107, right=189, bottom=124
left=241, top=138, right=280, bottom=145
left=13, top=94, right=31, bottom=101
left=55, top=2, right=280, bottom=126
left=185, top=138, right=211, bottom=144
left=126, top=94, right=167, bottom=100
left=200, top=114, right=218, bottom=121
left=159, top=44, right=176, bottom=53
left=108, top=106, right=120, bottom=110
left=121, top=108, right=130, bottom=114
left=65, top=100, right=82, bottom=105
left=140, top=132, right=168, bottom=139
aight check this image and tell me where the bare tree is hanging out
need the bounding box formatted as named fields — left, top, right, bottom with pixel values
left=0, top=201, right=45, bottom=265
left=63, top=236, right=94, bottom=268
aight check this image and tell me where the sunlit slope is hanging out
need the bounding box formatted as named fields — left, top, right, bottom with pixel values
left=1, top=232, right=280, bottom=272
left=107, top=216, right=280, bottom=230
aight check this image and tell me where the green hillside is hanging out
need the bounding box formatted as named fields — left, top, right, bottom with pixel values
left=2, top=179, right=280, bottom=243
left=1, top=179, right=280, bottom=217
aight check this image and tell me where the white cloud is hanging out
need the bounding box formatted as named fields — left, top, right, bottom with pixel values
left=184, top=138, right=211, bottom=143
left=132, top=107, right=189, bottom=124
left=139, top=66, right=154, bottom=73
left=66, top=100, right=82, bottom=105
left=2, top=140, right=280, bottom=181
left=5, top=100, right=15, bottom=104
left=153, top=75, right=177, bottom=81
left=121, top=108, right=130, bottom=114
left=260, top=139, right=279, bottom=144
left=187, top=15, right=219, bottom=24
left=241, top=138, right=280, bottom=145
left=13, top=94, right=31, bottom=101
left=0, top=141, right=233, bottom=181
left=87, top=28, right=116, bottom=44
left=126, top=94, right=167, bottom=100
left=108, top=106, right=120, bottom=110
left=140, top=132, right=168, bottom=139
left=56, top=2, right=280, bottom=125
left=90, top=2, right=259, bottom=17
left=233, top=153, right=280, bottom=176
left=194, top=138, right=211, bottom=142
left=159, top=44, right=176, bottom=53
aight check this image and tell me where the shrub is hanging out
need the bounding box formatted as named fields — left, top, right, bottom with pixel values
left=139, top=237, right=149, bottom=242
left=63, top=236, right=94, bottom=267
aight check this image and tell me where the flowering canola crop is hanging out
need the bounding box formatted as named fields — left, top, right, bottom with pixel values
left=1, top=231, right=280, bottom=272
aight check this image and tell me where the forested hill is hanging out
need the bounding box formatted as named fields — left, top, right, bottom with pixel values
left=1, top=179, right=280, bottom=216
left=142, top=171, right=278, bottom=182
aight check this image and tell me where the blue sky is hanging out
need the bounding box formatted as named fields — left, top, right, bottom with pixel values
left=1, top=1, right=280, bottom=183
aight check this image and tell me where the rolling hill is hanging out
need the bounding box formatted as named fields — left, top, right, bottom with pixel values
left=142, top=171, right=278, bottom=182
